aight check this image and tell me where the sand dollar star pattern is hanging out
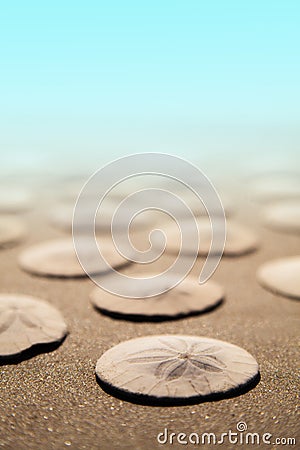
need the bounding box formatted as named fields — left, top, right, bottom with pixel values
left=0, top=294, right=68, bottom=358
left=96, top=335, right=259, bottom=402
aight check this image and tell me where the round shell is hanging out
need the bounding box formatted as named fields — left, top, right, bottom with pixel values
left=96, top=335, right=259, bottom=404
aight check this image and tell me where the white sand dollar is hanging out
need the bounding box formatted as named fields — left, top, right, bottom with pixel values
left=90, top=276, right=224, bottom=319
left=0, top=294, right=67, bottom=358
left=257, top=256, right=300, bottom=299
left=263, top=201, right=300, bottom=234
left=19, top=237, right=128, bottom=278
left=155, top=219, right=258, bottom=256
left=0, top=216, right=26, bottom=247
left=96, top=335, right=259, bottom=403
left=220, top=221, right=259, bottom=256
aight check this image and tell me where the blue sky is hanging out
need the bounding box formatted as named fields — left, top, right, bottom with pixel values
left=0, top=1, right=299, bottom=170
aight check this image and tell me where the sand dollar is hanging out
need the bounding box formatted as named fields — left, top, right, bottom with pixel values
left=263, top=201, right=300, bottom=234
left=96, top=335, right=259, bottom=404
left=90, top=275, right=224, bottom=320
left=155, top=219, right=258, bottom=256
left=220, top=221, right=259, bottom=256
left=0, top=216, right=26, bottom=248
left=126, top=188, right=232, bottom=219
left=19, top=237, right=128, bottom=278
left=0, top=294, right=67, bottom=358
left=257, top=256, right=300, bottom=299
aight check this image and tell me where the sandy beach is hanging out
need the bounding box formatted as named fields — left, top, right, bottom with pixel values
left=0, top=182, right=299, bottom=450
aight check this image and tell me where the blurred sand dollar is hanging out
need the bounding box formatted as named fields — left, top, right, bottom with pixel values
left=262, top=200, right=300, bottom=234
left=0, top=294, right=67, bottom=358
left=90, top=275, right=224, bottom=320
left=50, top=201, right=152, bottom=233
left=19, top=237, right=128, bottom=278
left=257, top=256, right=300, bottom=300
left=0, top=216, right=26, bottom=248
left=249, top=173, right=300, bottom=203
left=152, top=218, right=258, bottom=257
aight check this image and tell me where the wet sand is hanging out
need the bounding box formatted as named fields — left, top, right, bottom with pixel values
left=0, top=191, right=299, bottom=449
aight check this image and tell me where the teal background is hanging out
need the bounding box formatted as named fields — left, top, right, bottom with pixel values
left=1, top=1, right=299, bottom=173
